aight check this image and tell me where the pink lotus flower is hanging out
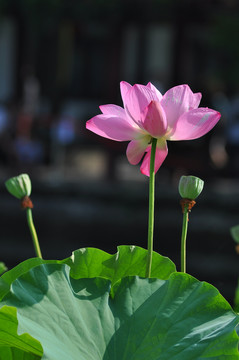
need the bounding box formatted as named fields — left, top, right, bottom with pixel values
left=86, top=82, right=221, bottom=176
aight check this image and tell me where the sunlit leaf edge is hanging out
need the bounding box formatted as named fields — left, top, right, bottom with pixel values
left=0, top=245, right=176, bottom=301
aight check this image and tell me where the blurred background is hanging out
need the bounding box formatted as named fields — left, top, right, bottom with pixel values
left=0, top=0, right=238, bottom=304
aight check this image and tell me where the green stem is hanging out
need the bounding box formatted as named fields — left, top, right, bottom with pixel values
left=26, top=208, right=42, bottom=258
left=145, top=137, right=157, bottom=278
left=181, top=206, right=189, bottom=273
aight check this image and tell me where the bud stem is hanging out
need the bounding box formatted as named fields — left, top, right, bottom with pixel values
left=181, top=205, right=189, bottom=273
left=26, top=208, right=42, bottom=258
left=145, top=137, right=157, bottom=278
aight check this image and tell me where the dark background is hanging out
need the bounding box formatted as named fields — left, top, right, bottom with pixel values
left=0, top=0, right=238, bottom=305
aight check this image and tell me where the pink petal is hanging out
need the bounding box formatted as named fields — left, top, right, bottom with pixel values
left=120, top=81, right=132, bottom=107
left=126, top=137, right=150, bottom=165
left=146, top=82, right=163, bottom=101
left=100, top=104, right=139, bottom=129
left=141, top=101, right=167, bottom=137
left=140, top=141, right=168, bottom=176
left=100, top=104, right=125, bottom=116
left=160, top=85, right=202, bottom=129
left=86, top=114, right=139, bottom=141
left=192, top=92, right=202, bottom=108
left=168, top=108, right=221, bottom=141
left=124, top=84, right=159, bottom=127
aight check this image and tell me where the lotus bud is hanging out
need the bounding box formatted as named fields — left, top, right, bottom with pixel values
left=230, top=225, right=239, bottom=244
left=178, top=175, right=204, bottom=200
left=5, top=174, right=32, bottom=200
left=0, top=262, right=7, bottom=275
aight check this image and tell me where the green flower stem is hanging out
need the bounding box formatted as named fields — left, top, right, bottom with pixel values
left=181, top=205, right=189, bottom=273
left=26, top=208, right=42, bottom=258
left=145, top=137, right=157, bottom=278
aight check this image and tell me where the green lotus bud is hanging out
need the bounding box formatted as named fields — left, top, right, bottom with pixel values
left=178, top=175, right=204, bottom=200
left=230, top=225, right=239, bottom=244
left=5, top=173, right=32, bottom=199
left=0, top=262, right=7, bottom=275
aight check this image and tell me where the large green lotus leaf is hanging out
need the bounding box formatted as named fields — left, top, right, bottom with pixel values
left=0, top=245, right=176, bottom=300
left=0, top=264, right=238, bottom=359
left=0, top=305, right=42, bottom=359
left=0, top=347, right=41, bottom=360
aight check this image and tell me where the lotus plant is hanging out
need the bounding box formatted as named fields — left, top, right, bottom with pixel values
left=87, top=82, right=220, bottom=277
left=179, top=175, right=204, bottom=273
left=5, top=174, right=42, bottom=259
left=0, top=83, right=238, bottom=359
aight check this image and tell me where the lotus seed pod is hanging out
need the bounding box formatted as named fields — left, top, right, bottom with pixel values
left=230, top=225, right=239, bottom=244
left=5, top=173, right=32, bottom=199
left=178, top=175, right=204, bottom=200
